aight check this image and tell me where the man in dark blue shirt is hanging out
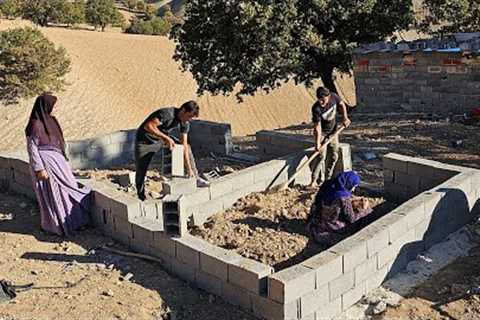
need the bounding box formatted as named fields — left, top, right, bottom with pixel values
left=135, top=101, right=208, bottom=200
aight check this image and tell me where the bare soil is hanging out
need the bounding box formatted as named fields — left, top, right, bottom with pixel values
left=191, top=186, right=394, bottom=271
left=0, top=191, right=256, bottom=320
left=377, top=245, right=480, bottom=320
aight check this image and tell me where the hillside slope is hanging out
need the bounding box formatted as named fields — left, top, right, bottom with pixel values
left=0, top=20, right=355, bottom=151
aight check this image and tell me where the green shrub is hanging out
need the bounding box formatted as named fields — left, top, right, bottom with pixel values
left=0, top=0, right=22, bottom=19
left=126, top=17, right=171, bottom=36
left=0, top=27, right=71, bottom=105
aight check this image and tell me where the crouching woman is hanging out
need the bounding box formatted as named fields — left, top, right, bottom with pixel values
left=306, top=171, right=372, bottom=245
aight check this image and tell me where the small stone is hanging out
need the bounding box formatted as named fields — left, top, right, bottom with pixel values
left=208, top=295, right=215, bottom=303
left=31, top=270, right=39, bottom=275
left=102, top=289, right=114, bottom=297
left=373, top=301, right=387, bottom=315
left=121, top=272, right=134, bottom=282
left=107, top=264, right=115, bottom=270
left=19, top=202, right=27, bottom=208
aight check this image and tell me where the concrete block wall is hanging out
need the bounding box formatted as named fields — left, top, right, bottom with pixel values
left=67, top=120, right=233, bottom=170
left=353, top=51, right=480, bottom=114
left=0, top=150, right=36, bottom=200
left=67, top=130, right=136, bottom=170
left=256, top=130, right=352, bottom=178
left=188, top=120, right=233, bottom=156
left=383, top=153, right=461, bottom=202
left=3, top=145, right=480, bottom=320
left=256, top=154, right=480, bottom=320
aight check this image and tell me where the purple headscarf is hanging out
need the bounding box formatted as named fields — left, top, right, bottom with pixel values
left=25, top=93, right=66, bottom=155
left=316, top=171, right=361, bottom=206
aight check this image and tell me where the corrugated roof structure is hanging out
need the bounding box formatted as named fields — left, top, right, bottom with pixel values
left=353, top=33, right=480, bottom=54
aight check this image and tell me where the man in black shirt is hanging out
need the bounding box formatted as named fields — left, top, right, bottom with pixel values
left=134, top=100, right=208, bottom=200
left=311, top=87, right=351, bottom=187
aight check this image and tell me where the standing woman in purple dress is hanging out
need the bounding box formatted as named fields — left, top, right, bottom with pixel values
left=25, top=93, right=91, bottom=236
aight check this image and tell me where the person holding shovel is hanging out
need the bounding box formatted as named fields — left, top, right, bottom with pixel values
left=310, top=87, right=351, bottom=188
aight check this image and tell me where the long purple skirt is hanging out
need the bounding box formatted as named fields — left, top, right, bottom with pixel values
left=30, top=150, right=91, bottom=236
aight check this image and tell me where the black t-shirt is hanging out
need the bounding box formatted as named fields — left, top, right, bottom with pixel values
left=311, top=93, right=342, bottom=135
left=136, top=107, right=190, bottom=144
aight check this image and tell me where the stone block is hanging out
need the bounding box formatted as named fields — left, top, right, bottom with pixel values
left=195, top=271, right=223, bottom=296
left=221, top=282, right=252, bottom=311
left=190, top=197, right=224, bottom=226
left=251, top=294, right=299, bottom=320
left=174, top=235, right=209, bottom=269
left=183, top=188, right=211, bottom=209
left=354, top=256, right=377, bottom=286
left=209, top=177, right=233, bottom=199
left=329, top=235, right=368, bottom=273
left=300, top=285, right=329, bottom=317
left=162, top=195, right=188, bottom=237
left=112, top=216, right=132, bottom=245
left=199, top=244, right=242, bottom=282
left=342, top=281, right=366, bottom=311
left=383, top=153, right=409, bottom=173
left=141, top=200, right=161, bottom=220
left=268, top=265, right=316, bottom=304
left=228, top=257, right=274, bottom=295
left=150, top=231, right=176, bottom=258
left=171, top=258, right=196, bottom=284
left=117, top=172, right=135, bottom=187
left=395, top=172, right=420, bottom=191
left=301, top=251, right=343, bottom=289
left=130, top=222, right=154, bottom=254
left=162, top=177, right=197, bottom=195
left=329, top=272, right=354, bottom=301
left=364, top=225, right=390, bottom=259
left=386, top=213, right=409, bottom=243
left=383, top=169, right=394, bottom=183
left=315, top=297, right=342, bottom=320
left=366, top=263, right=390, bottom=292
left=110, top=195, right=143, bottom=220
left=394, top=196, right=426, bottom=230
left=228, top=171, right=255, bottom=191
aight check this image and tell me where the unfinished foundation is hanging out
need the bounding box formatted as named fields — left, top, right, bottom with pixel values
left=1, top=121, right=480, bottom=320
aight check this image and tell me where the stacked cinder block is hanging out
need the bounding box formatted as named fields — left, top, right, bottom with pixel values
left=67, top=130, right=136, bottom=170
left=383, top=153, right=461, bottom=202
left=353, top=51, right=480, bottom=114
left=256, top=130, right=352, bottom=177
left=189, top=120, right=233, bottom=156
left=68, top=119, right=233, bottom=170
left=252, top=154, right=480, bottom=320
left=0, top=151, right=35, bottom=199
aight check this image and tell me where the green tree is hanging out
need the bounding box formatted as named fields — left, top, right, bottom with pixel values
left=22, top=0, right=83, bottom=27
left=0, top=0, right=22, bottom=19
left=85, top=0, right=120, bottom=31
left=421, top=0, right=480, bottom=34
left=126, top=0, right=136, bottom=10
left=22, top=0, right=51, bottom=26
left=136, top=0, right=145, bottom=11
left=126, top=17, right=171, bottom=36
left=0, top=27, right=71, bottom=105
left=59, top=1, right=86, bottom=27
left=172, top=0, right=414, bottom=99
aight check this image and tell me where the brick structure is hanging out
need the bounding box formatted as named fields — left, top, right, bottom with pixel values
left=353, top=33, right=480, bottom=114
left=2, top=124, right=480, bottom=320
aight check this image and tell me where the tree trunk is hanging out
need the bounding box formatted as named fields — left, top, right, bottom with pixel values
left=319, top=64, right=338, bottom=94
